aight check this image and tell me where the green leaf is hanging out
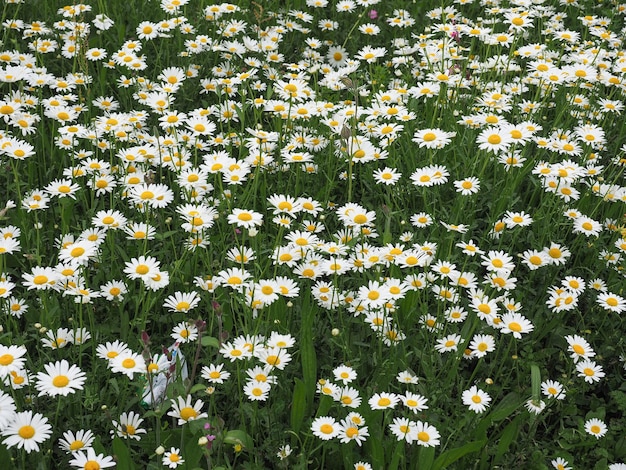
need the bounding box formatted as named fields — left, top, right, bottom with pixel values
left=418, top=445, right=435, bottom=470
left=188, top=417, right=211, bottom=434
left=530, top=364, right=541, bottom=400
left=433, top=440, right=487, bottom=470
left=388, top=441, right=405, bottom=470
left=224, top=429, right=254, bottom=450
left=0, top=443, right=10, bottom=467
left=494, top=415, right=522, bottom=464
left=475, top=392, right=522, bottom=438
left=290, top=378, right=307, bottom=434
left=200, top=336, right=220, bottom=348
left=112, top=437, right=135, bottom=470
left=300, top=291, right=317, bottom=407
left=367, top=429, right=385, bottom=469
left=184, top=431, right=206, bottom=468
left=190, top=383, right=209, bottom=394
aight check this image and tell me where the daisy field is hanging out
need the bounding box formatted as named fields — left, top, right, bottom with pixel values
left=0, top=0, right=625, bottom=469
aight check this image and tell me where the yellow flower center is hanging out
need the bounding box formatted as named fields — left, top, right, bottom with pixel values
left=548, top=248, right=561, bottom=258
left=122, top=358, right=136, bottom=369
left=176, top=301, right=190, bottom=311
left=70, top=247, right=85, bottom=258
left=508, top=322, right=522, bottom=332
left=18, top=425, right=35, bottom=439
left=478, top=304, right=491, bottom=314
left=320, top=424, right=334, bottom=434
left=33, top=275, right=49, bottom=285
left=135, top=265, right=149, bottom=275
left=0, top=354, right=14, bottom=366
left=52, top=375, right=70, bottom=387
left=266, top=355, right=280, bottom=366
left=180, top=407, right=198, bottom=421
left=69, top=440, right=84, bottom=451
left=353, top=214, right=367, bottom=224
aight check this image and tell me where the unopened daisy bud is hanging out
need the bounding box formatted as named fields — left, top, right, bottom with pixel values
left=165, top=217, right=172, bottom=224
left=248, top=227, right=258, bottom=237
left=340, top=124, right=351, bottom=141
left=198, top=436, right=208, bottom=446
left=39, top=327, right=47, bottom=334
left=141, top=330, right=151, bottom=346
left=206, top=386, right=215, bottom=395
left=101, top=405, right=107, bottom=410
left=340, top=77, right=354, bottom=90
left=0, top=325, right=3, bottom=333
left=485, top=378, right=493, bottom=385
left=155, top=446, right=165, bottom=455
left=286, top=301, right=293, bottom=308
left=34, top=222, right=43, bottom=229
left=331, top=328, right=340, bottom=336
left=34, top=323, right=41, bottom=329
left=195, top=319, right=207, bottom=332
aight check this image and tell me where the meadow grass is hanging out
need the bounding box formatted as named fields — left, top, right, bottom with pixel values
left=0, top=0, right=625, bottom=469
